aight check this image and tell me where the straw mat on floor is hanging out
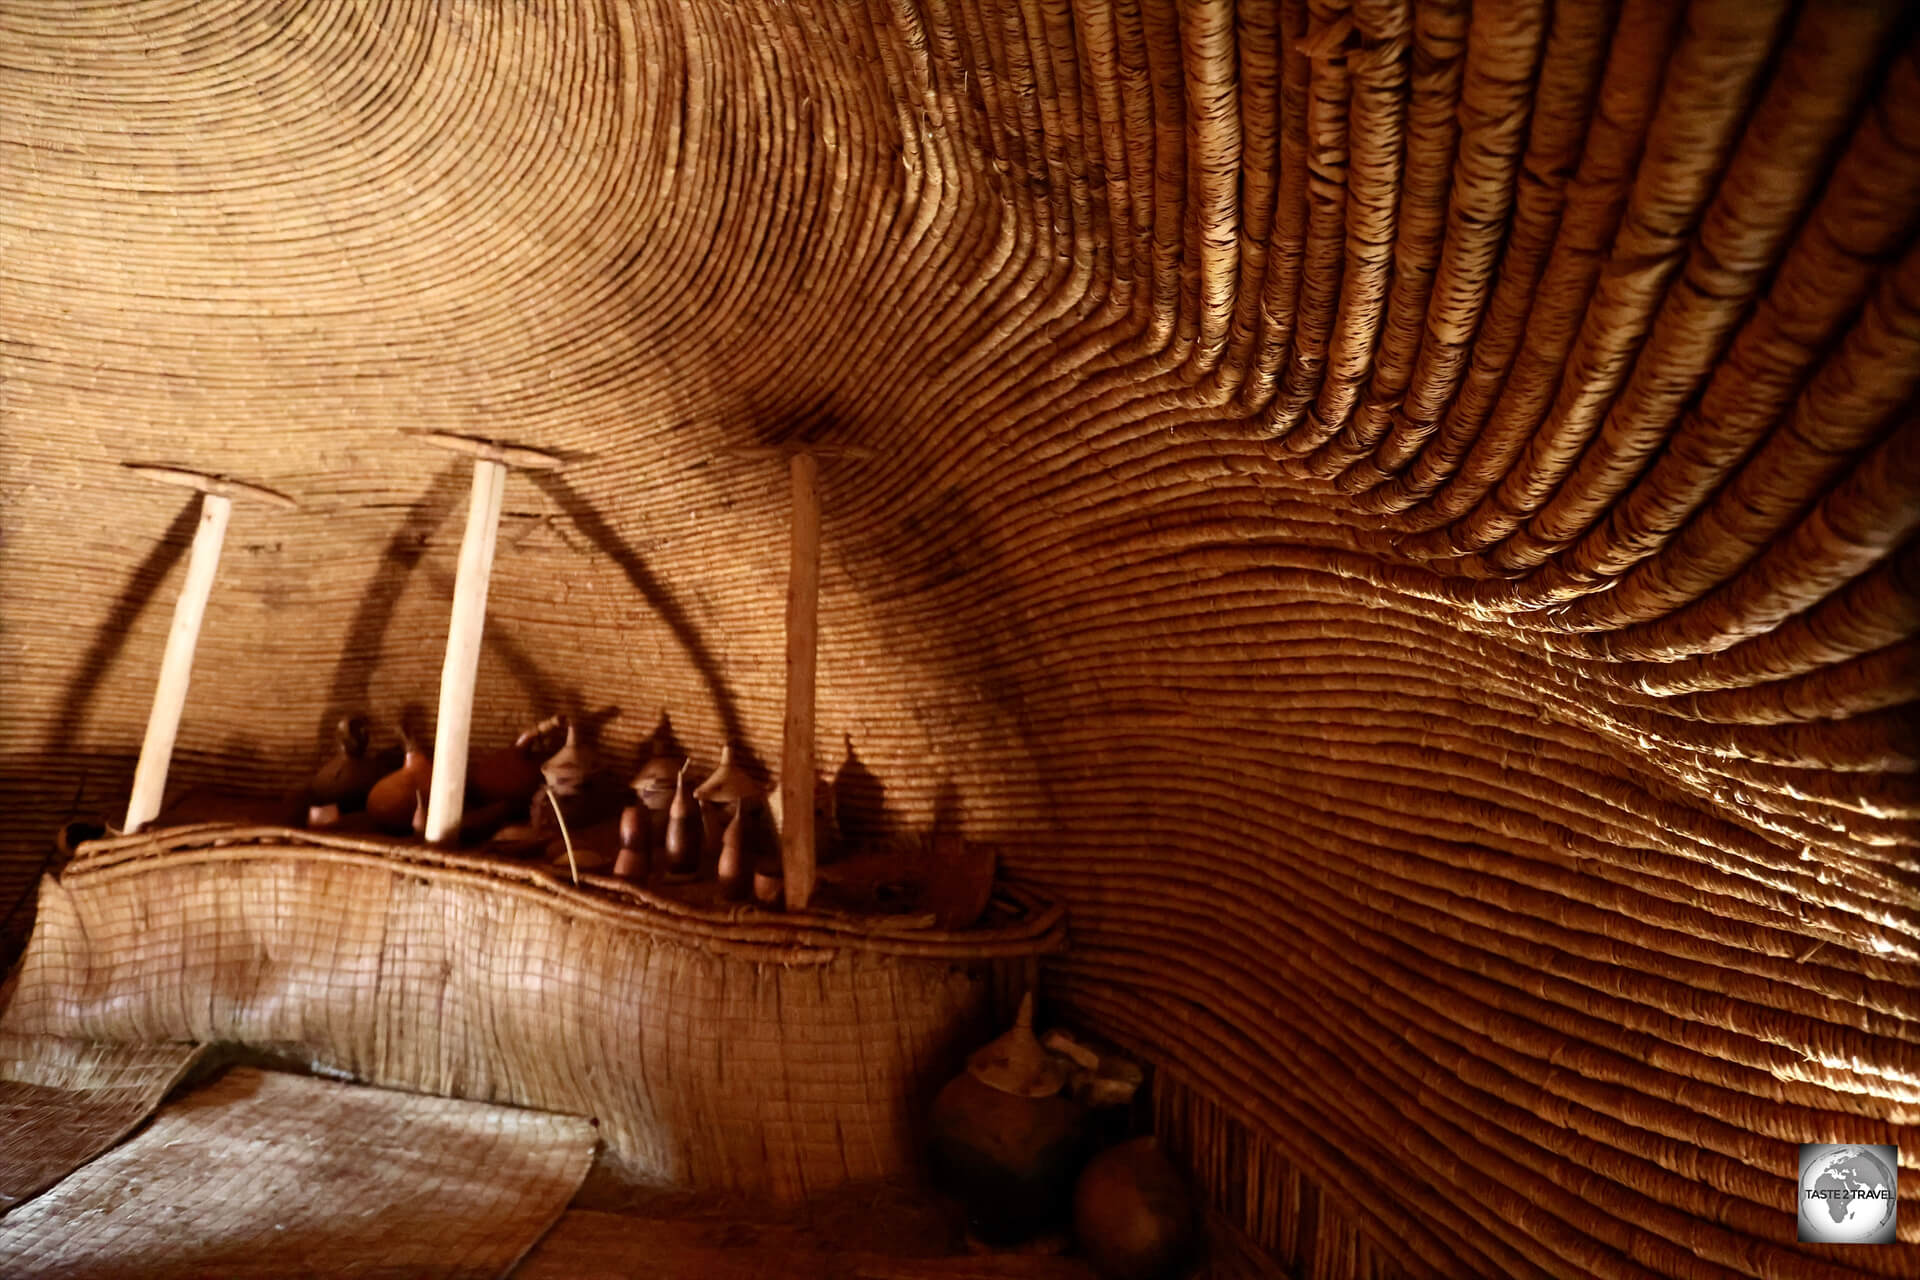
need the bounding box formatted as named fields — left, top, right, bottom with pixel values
left=0, top=1066, right=595, bottom=1280
left=0, top=1032, right=205, bottom=1211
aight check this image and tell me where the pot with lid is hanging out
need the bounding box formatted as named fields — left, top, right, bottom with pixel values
left=927, top=992, right=1090, bottom=1246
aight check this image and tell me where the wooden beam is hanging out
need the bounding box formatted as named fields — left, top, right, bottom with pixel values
left=724, top=444, right=875, bottom=461
left=423, top=457, right=507, bottom=844
left=417, top=431, right=565, bottom=471
left=124, top=493, right=232, bottom=833
left=120, top=464, right=299, bottom=510
left=781, top=450, right=821, bottom=910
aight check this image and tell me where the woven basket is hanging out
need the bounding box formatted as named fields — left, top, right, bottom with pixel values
left=0, top=824, right=1065, bottom=1202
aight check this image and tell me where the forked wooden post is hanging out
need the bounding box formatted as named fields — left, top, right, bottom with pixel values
left=121, top=465, right=298, bottom=834
left=416, top=432, right=564, bottom=844
left=783, top=451, right=821, bottom=911
left=730, top=443, right=870, bottom=911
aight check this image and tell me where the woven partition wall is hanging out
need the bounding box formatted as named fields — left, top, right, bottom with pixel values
left=1, top=2, right=1914, bottom=1277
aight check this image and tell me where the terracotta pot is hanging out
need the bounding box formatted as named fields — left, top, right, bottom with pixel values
left=1072, top=1136, right=1194, bottom=1280
left=927, top=994, right=1088, bottom=1246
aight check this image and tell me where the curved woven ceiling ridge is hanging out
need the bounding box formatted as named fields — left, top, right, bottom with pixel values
left=1, top=1, right=1915, bottom=1276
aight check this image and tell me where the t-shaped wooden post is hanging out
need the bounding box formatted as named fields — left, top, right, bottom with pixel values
left=731, top=443, right=871, bottom=911
left=120, top=464, right=298, bottom=834
left=416, top=432, right=565, bottom=844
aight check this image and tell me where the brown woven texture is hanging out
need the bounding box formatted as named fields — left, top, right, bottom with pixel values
left=0, top=1, right=1915, bottom=1277
left=515, top=1209, right=1100, bottom=1279
left=0, top=826, right=1062, bottom=1200
left=0, top=1032, right=205, bottom=1210
left=0, top=1065, right=594, bottom=1279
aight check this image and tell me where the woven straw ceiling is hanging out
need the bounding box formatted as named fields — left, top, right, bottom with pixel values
left=1, top=1, right=1916, bottom=1276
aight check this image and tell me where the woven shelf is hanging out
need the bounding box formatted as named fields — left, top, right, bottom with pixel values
left=2, top=824, right=1065, bottom=1202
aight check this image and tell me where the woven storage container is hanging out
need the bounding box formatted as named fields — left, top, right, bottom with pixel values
left=1, top=825, right=1065, bottom=1201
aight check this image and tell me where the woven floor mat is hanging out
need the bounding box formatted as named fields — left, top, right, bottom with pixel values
left=0, top=1066, right=597, bottom=1279
left=0, top=1032, right=206, bottom=1211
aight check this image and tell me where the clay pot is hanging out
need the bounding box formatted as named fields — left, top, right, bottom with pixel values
left=928, top=994, right=1088, bottom=1246
left=1072, top=1137, right=1194, bottom=1280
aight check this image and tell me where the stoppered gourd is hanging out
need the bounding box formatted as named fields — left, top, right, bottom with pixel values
left=716, top=801, right=750, bottom=901
left=695, top=744, right=759, bottom=860
left=632, top=721, right=684, bottom=815
left=538, top=717, right=593, bottom=798
left=468, top=714, right=567, bottom=809
left=693, top=744, right=759, bottom=807
left=663, top=759, right=702, bottom=877
left=366, top=732, right=432, bottom=834
left=306, top=716, right=381, bottom=828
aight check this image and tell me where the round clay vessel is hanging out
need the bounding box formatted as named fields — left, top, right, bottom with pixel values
left=927, top=994, right=1087, bottom=1246
left=1072, top=1136, right=1195, bottom=1280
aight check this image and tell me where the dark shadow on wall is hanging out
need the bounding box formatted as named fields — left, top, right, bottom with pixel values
left=416, top=561, right=572, bottom=724
left=534, top=472, right=758, bottom=774
left=52, top=498, right=202, bottom=755
left=832, top=735, right=891, bottom=846
left=322, top=463, right=605, bottom=752
left=19, top=500, right=203, bottom=956
left=321, top=461, right=470, bottom=747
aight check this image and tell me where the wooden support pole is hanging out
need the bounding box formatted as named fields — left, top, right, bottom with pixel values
left=782, top=450, right=821, bottom=911
left=424, top=457, right=508, bottom=844
left=124, top=493, right=232, bottom=834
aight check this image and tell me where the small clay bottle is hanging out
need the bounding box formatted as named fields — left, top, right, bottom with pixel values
left=716, top=801, right=750, bottom=901
left=663, top=759, right=702, bottom=877
left=928, top=993, right=1089, bottom=1246
left=614, top=801, right=651, bottom=881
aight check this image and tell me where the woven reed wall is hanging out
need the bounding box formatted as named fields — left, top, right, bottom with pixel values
left=0, top=2, right=1914, bottom=1276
